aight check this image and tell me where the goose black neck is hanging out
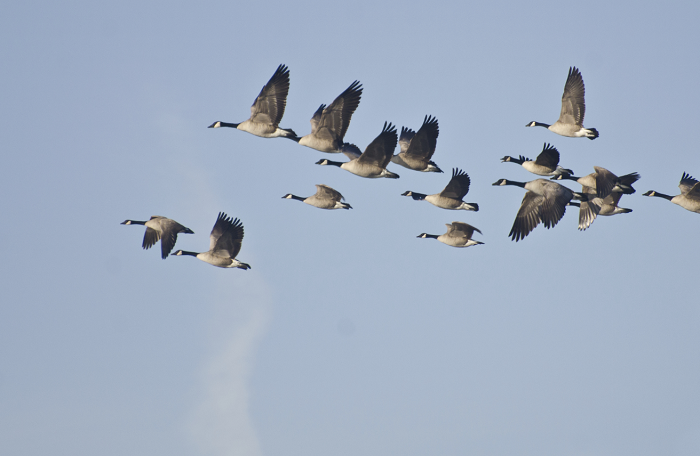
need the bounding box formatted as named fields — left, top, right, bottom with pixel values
left=317, top=159, right=344, bottom=167
left=178, top=250, right=198, bottom=257
left=288, top=195, right=305, bottom=202
left=403, top=191, right=427, bottom=201
left=501, top=180, right=526, bottom=188
left=122, top=220, right=146, bottom=225
left=504, top=156, right=524, bottom=165
left=647, top=191, right=673, bottom=201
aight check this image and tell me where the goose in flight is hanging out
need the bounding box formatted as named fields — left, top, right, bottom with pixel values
left=598, top=192, right=633, bottom=216
left=402, top=168, right=478, bottom=210
left=567, top=191, right=633, bottom=227
left=501, top=143, right=573, bottom=177
left=417, top=222, right=484, bottom=248
left=526, top=67, right=599, bottom=139
left=208, top=64, right=297, bottom=140
left=121, top=216, right=194, bottom=259
left=643, top=172, right=700, bottom=214
left=298, top=81, right=363, bottom=152
left=390, top=115, right=443, bottom=172
left=554, top=167, right=638, bottom=230
left=282, top=184, right=352, bottom=210
left=315, top=122, right=399, bottom=178
left=555, top=167, right=639, bottom=199
left=173, top=212, right=250, bottom=269
left=493, top=178, right=588, bottom=241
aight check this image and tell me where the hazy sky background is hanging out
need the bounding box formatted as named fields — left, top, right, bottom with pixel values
left=2, top=1, right=699, bottom=455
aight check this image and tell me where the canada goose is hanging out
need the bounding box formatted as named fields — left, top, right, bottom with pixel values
left=208, top=64, right=297, bottom=140
left=315, top=122, right=399, bottom=179
left=298, top=81, right=363, bottom=152
left=417, top=222, right=484, bottom=248
left=390, top=116, right=443, bottom=172
left=568, top=190, right=633, bottom=230
left=501, top=143, right=573, bottom=177
left=599, top=192, right=633, bottom=216
left=555, top=167, right=639, bottom=199
left=643, top=172, right=700, bottom=213
left=526, top=67, right=599, bottom=139
left=282, top=184, right=352, bottom=210
left=173, top=212, right=250, bottom=269
left=402, top=168, right=478, bottom=211
left=555, top=168, right=638, bottom=230
left=121, top=216, right=194, bottom=259
left=492, top=178, right=587, bottom=241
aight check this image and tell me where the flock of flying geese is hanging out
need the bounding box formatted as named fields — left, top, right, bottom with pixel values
left=121, top=64, right=700, bottom=268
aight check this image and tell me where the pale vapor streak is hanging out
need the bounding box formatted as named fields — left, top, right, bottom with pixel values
left=190, top=277, right=271, bottom=456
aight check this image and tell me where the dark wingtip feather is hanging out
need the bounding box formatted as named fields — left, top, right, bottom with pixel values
left=428, top=160, right=443, bottom=173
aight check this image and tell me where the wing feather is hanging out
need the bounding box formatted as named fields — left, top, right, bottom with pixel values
left=357, top=122, right=397, bottom=168
left=510, top=192, right=543, bottom=241
left=142, top=227, right=160, bottom=250
left=439, top=168, right=471, bottom=199
left=534, top=143, right=560, bottom=168
left=558, top=67, right=586, bottom=127
left=315, top=184, right=344, bottom=201
left=249, top=64, right=291, bottom=126
left=309, top=104, right=325, bottom=134
left=450, top=221, right=481, bottom=239
left=314, top=80, right=363, bottom=143
left=398, top=127, right=416, bottom=153
left=210, top=212, right=244, bottom=259
left=404, top=115, right=439, bottom=159
left=679, top=172, right=700, bottom=195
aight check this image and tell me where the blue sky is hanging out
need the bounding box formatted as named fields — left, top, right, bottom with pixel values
left=2, top=1, right=699, bottom=455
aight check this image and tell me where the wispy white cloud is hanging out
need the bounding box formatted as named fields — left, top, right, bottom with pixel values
left=159, top=107, right=272, bottom=456
left=189, top=276, right=271, bottom=456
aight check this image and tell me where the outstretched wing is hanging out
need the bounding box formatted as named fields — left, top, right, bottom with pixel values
left=315, top=184, right=344, bottom=201
left=450, top=221, right=481, bottom=239
left=534, top=143, right=560, bottom=168
left=209, top=212, right=244, bottom=261
left=315, top=80, right=363, bottom=143
left=160, top=231, right=179, bottom=259
left=249, top=64, right=291, bottom=126
left=142, top=227, right=160, bottom=250
left=593, top=166, right=618, bottom=198
left=404, top=115, right=439, bottom=160
left=558, top=67, right=586, bottom=127
left=357, top=122, right=398, bottom=168
left=510, top=191, right=543, bottom=241
left=539, top=181, right=571, bottom=229
left=439, top=168, right=471, bottom=199
left=679, top=172, right=700, bottom=196
left=340, top=142, right=362, bottom=160
left=309, top=104, right=326, bottom=134
left=398, top=127, right=416, bottom=153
